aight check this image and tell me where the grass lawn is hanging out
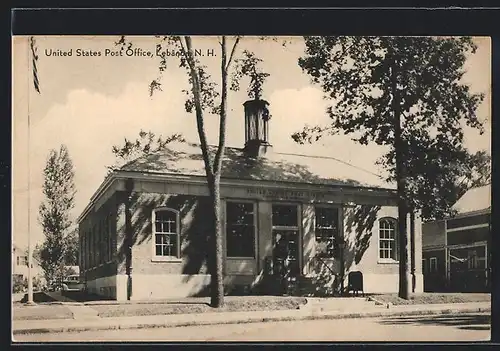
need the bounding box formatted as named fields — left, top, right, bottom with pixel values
left=13, top=305, right=74, bottom=321
left=371, top=293, right=491, bottom=306
left=91, top=296, right=308, bottom=318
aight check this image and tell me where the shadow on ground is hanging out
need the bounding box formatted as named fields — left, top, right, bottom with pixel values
left=379, top=313, right=491, bottom=331
left=62, top=291, right=114, bottom=302
left=19, top=292, right=57, bottom=304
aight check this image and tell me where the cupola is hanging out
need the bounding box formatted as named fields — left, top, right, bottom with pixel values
left=243, top=99, right=272, bottom=157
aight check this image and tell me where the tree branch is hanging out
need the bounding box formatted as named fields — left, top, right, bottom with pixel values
left=214, top=36, right=228, bottom=175
left=184, top=36, right=214, bottom=177
left=179, top=37, right=196, bottom=72
left=225, top=36, right=241, bottom=71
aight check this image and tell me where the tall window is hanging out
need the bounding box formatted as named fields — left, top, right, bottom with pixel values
left=83, top=231, right=87, bottom=270
left=226, top=202, right=256, bottom=258
left=107, top=215, right=113, bottom=262
left=86, top=230, right=91, bottom=269
left=93, top=226, right=98, bottom=267
left=315, top=207, right=339, bottom=258
left=429, top=257, right=438, bottom=273
left=79, top=234, right=83, bottom=268
left=379, top=218, right=398, bottom=261
left=102, top=219, right=108, bottom=263
left=97, top=223, right=102, bottom=265
left=153, top=209, right=180, bottom=258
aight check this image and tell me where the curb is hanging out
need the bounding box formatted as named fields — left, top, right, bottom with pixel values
left=13, top=306, right=490, bottom=335
left=366, top=296, right=391, bottom=307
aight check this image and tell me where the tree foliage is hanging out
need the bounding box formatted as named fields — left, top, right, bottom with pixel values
left=294, top=36, right=487, bottom=221
left=108, top=129, right=185, bottom=172
left=62, top=227, right=79, bottom=266
left=38, top=145, right=76, bottom=283
left=231, top=50, right=270, bottom=100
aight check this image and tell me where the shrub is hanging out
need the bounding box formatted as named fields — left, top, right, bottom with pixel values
left=13, top=275, right=28, bottom=293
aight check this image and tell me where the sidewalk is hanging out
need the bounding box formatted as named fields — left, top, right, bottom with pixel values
left=12, top=300, right=491, bottom=335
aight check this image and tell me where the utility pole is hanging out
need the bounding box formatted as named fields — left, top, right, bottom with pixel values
left=26, top=37, right=34, bottom=305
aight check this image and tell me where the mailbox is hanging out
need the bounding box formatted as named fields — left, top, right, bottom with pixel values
left=347, top=271, right=364, bottom=297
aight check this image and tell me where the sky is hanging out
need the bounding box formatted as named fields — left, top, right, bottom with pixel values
left=12, top=36, right=491, bottom=249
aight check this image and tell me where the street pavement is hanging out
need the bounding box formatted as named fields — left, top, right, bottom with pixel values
left=14, top=312, right=491, bottom=342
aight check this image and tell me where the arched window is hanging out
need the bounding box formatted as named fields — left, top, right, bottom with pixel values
left=152, top=208, right=180, bottom=259
left=379, top=217, right=398, bottom=261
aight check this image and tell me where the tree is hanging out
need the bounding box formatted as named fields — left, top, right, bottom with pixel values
left=107, top=129, right=185, bottom=173
left=293, top=36, right=485, bottom=299
left=116, top=36, right=270, bottom=307
left=62, top=227, right=79, bottom=266
left=38, top=145, right=76, bottom=284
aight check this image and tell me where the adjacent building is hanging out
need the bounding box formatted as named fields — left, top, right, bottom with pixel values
left=77, top=99, right=424, bottom=301
left=422, top=184, right=491, bottom=292
left=12, top=243, right=45, bottom=289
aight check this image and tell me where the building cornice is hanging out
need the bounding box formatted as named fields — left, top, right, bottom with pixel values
left=77, top=170, right=398, bottom=224
left=450, top=208, right=491, bottom=220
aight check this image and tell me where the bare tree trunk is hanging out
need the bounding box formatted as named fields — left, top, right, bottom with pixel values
left=391, top=48, right=410, bottom=300
left=208, top=175, right=224, bottom=307
left=182, top=36, right=239, bottom=308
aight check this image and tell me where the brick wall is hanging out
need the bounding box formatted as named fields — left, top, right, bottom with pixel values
left=115, top=191, right=212, bottom=277
left=422, top=220, right=446, bottom=250
left=345, top=204, right=400, bottom=274
left=79, top=192, right=119, bottom=282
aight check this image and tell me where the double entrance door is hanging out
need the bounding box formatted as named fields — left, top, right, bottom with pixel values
left=271, top=204, right=300, bottom=294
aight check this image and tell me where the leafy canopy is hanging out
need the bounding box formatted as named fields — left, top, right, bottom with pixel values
left=294, top=36, right=488, bottom=220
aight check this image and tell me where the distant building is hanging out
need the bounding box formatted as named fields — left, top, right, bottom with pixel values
left=11, top=243, right=45, bottom=288
left=422, top=184, right=491, bottom=292
left=77, top=99, right=424, bottom=301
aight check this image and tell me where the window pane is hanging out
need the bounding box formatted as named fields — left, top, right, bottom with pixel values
left=272, top=205, right=298, bottom=227
left=155, top=211, right=177, bottom=233
left=162, top=244, right=170, bottom=256
left=227, top=224, right=255, bottom=257
left=153, top=210, right=179, bottom=257
left=315, top=207, right=338, bottom=228
left=226, top=202, right=255, bottom=257
left=379, top=218, right=397, bottom=259
left=169, top=234, right=178, bottom=256
left=155, top=222, right=162, bottom=233
left=162, top=234, right=170, bottom=245
left=315, top=207, right=339, bottom=258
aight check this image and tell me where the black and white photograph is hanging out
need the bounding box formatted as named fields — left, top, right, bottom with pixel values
left=11, top=33, right=491, bottom=342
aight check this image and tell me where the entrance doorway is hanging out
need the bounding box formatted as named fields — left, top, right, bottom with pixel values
left=271, top=204, right=300, bottom=294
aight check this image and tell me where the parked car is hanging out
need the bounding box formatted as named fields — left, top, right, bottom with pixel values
left=61, top=275, right=84, bottom=292
left=47, top=280, right=61, bottom=292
